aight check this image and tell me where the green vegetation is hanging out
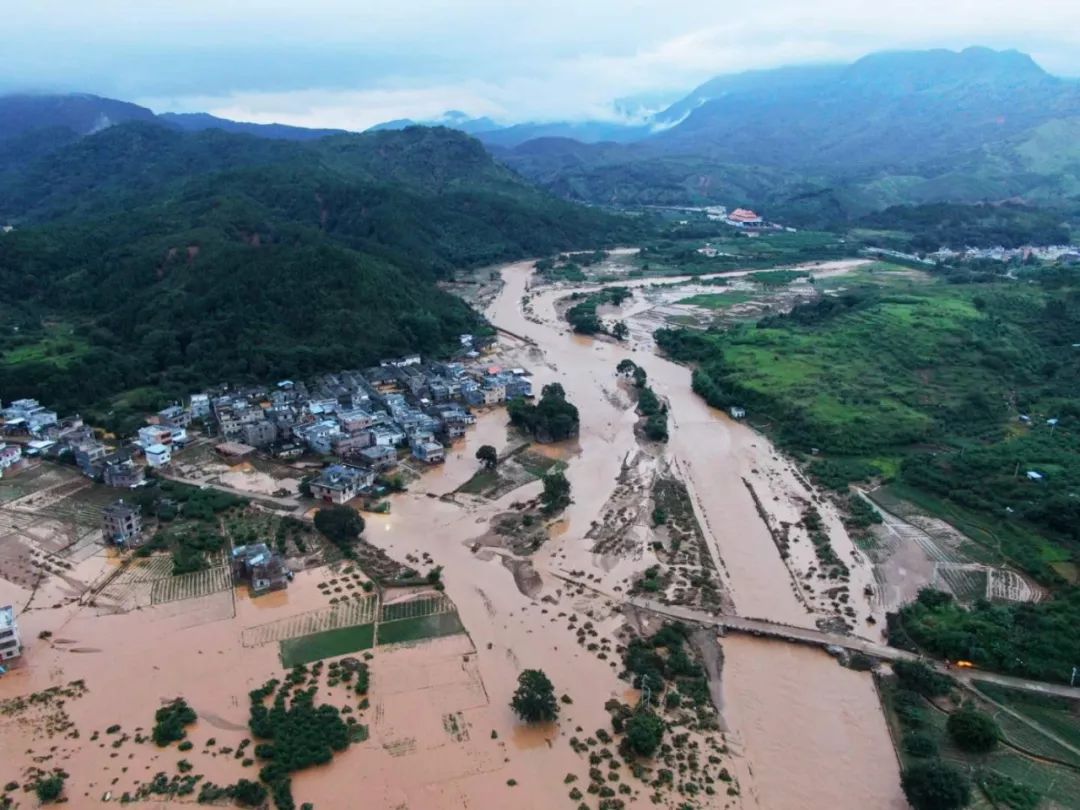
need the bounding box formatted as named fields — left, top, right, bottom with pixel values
left=901, top=760, right=971, bottom=810
left=152, top=698, right=197, bottom=746
left=475, top=444, right=498, bottom=469
left=279, top=624, right=375, bottom=668
left=859, top=202, right=1071, bottom=252
left=510, top=669, right=559, bottom=723
left=0, top=122, right=637, bottom=425
left=248, top=671, right=352, bottom=810
left=894, top=660, right=955, bottom=699
left=946, top=705, right=1000, bottom=753
left=890, top=588, right=1080, bottom=684
left=313, top=505, right=366, bottom=555
left=564, top=286, right=633, bottom=335
left=127, top=479, right=247, bottom=573
left=33, top=773, right=66, bottom=804
left=508, top=383, right=580, bottom=442
left=617, top=360, right=668, bottom=442
left=377, top=612, right=464, bottom=646
left=657, top=273, right=1080, bottom=585
left=540, top=470, right=572, bottom=515
left=972, top=682, right=1080, bottom=752
left=623, top=711, right=666, bottom=758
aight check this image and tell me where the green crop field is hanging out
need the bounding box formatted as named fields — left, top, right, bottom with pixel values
left=279, top=623, right=375, bottom=667
left=677, top=291, right=759, bottom=309
left=377, top=612, right=464, bottom=646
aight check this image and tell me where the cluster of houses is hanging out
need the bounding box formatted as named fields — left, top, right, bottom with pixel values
left=926, top=244, right=1080, bottom=264
left=196, top=355, right=529, bottom=469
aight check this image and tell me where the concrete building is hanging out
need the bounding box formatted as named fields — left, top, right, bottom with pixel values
left=0, top=443, right=22, bottom=473
left=232, top=543, right=290, bottom=595
left=102, top=500, right=144, bottom=547
left=189, top=393, right=211, bottom=419
left=309, top=464, right=374, bottom=504
left=0, top=605, right=21, bottom=661
left=103, top=459, right=146, bottom=489
left=145, top=443, right=171, bottom=467
left=242, top=419, right=278, bottom=449
left=411, top=438, right=446, bottom=464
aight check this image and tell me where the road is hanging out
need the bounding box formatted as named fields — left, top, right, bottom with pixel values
left=625, top=596, right=1080, bottom=701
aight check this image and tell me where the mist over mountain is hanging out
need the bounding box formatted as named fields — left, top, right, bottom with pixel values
left=487, top=47, right=1080, bottom=221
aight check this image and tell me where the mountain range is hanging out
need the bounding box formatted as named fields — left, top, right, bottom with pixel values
left=5, top=47, right=1077, bottom=223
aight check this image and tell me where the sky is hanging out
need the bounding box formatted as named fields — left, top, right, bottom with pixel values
left=5, top=1, right=1080, bottom=130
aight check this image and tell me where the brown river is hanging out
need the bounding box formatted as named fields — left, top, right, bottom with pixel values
left=0, top=257, right=906, bottom=809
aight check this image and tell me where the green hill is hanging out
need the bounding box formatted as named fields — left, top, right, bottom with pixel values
left=0, top=122, right=636, bottom=423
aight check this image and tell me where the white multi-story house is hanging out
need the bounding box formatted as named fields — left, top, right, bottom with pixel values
left=0, top=605, right=21, bottom=661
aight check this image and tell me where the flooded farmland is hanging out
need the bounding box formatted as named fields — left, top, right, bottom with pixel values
left=0, top=255, right=907, bottom=809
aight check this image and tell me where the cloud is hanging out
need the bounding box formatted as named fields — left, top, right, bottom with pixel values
left=6, top=1, right=1080, bottom=127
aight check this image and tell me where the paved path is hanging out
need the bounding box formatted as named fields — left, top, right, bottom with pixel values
left=625, top=596, right=1080, bottom=701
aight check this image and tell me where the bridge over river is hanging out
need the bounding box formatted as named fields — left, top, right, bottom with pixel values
left=625, top=596, right=1080, bottom=701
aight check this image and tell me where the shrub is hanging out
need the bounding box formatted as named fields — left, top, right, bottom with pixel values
left=902, top=731, right=939, bottom=758
left=34, top=774, right=65, bottom=804
left=153, top=698, right=197, bottom=746
left=901, top=760, right=971, bottom=810
left=624, top=711, right=665, bottom=758
left=946, top=705, right=1000, bottom=753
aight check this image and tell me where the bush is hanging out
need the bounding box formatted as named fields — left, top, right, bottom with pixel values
left=901, top=760, right=971, bottom=810
left=894, top=660, right=954, bottom=698
left=540, top=471, right=572, bottom=514
left=624, top=711, right=665, bottom=758
left=153, top=698, right=197, bottom=746
left=902, top=731, right=939, bottom=758
left=946, top=705, right=1000, bottom=753
left=34, top=774, right=65, bottom=804
left=314, top=505, right=365, bottom=548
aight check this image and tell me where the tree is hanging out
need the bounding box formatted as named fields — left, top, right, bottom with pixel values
left=476, top=445, right=498, bottom=469
left=946, top=705, right=1000, bottom=753
left=540, top=470, right=572, bottom=514
left=510, top=669, right=559, bottom=723
left=612, top=321, right=629, bottom=340
left=901, top=760, right=971, bottom=810
left=34, top=774, right=65, bottom=804
left=616, top=359, right=637, bottom=376
left=313, top=505, right=365, bottom=548
left=624, top=710, right=665, bottom=757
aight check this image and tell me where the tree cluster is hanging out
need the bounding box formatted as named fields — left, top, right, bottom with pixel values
left=507, top=383, right=580, bottom=442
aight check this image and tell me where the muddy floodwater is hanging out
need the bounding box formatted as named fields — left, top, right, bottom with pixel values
left=491, top=260, right=906, bottom=808
left=0, top=256, right=905, bottom=809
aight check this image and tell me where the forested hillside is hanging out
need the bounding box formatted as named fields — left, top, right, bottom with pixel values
left=0, top=122, right=636, bottom=421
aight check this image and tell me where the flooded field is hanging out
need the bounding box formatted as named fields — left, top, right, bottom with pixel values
left=0, top=255, right=907, bottom=809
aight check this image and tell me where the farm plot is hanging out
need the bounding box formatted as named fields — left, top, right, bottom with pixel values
left=988, top=569, right=1043, bottom=603
left=933, top=564, right=988, bottom=602
left=280, top=623, right=376, bottom=667
left=379, top=594, right=455, bottom=623
left=243, top=595, right=379, bottom=647
left=377, top=611, right=464, bottom=647
left=150, top=565, right=232, bottom=604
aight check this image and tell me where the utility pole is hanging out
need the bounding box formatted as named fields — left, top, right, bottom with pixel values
left=1072, top=666, right=1077, bottom=688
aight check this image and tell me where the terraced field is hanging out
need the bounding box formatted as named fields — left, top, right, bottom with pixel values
left=150, top=565, right=232, bottom=605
